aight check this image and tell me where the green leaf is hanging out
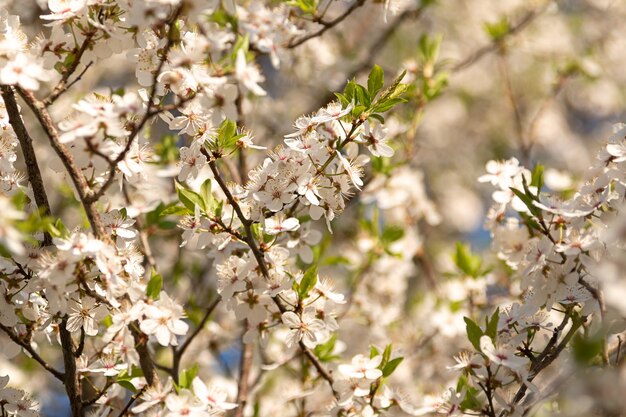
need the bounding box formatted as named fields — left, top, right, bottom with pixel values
left=456, top=374, right=483, bottom=411
left=382, top=356, right=404, bottom=377
left=368, top=113, right=385, bottom=124
left=371, top=97, right=407, bottom=114
left=531, top=163, right=544, bottom=192
left=117, top=379, right=136, bottom=392
left=298, top=265, right=318, bottom=300
left=314, top=334, right=340, bottom=362
left=334, top=92, right=350, bottom=107
left=572, top=333, right=603, bottom=364
left=370, top=345, right=381, bottom=359
left=179, top=364, right=199, bottom=389
left=200, top=178, right=213, bottom=210
left=367, top=65, right=385, bottom=97
left=116, top=366, right=144, bottom=392
left=453, top=242, right=483, bottom=278
left=485, top=308, right=499, bottom=340
left=381, top=344, right=393, bottom=367
left=343, top=80, right=357, bottom=103
left=159, top=204, right=190, bottom=217
left=286, top=0, right=317, bottom=14
left=355, top=84, right=371, bottom=108
left=510, top=187, right=542, bottom=217
left=381, top=225, right=405, bottom=245
left=484, top=17, right=510, bottom=41
left=48, top=218, right=69, bottom=238
left=177, top=186, right=206, bottom=213
left=146, top=270, right=163, bottom=300
left=464, top=316, right=483, bottom=351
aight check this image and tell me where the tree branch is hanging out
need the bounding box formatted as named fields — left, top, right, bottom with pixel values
left=15, top=87, right=107, bottom=240
left=288, top=0, right=366, bottom=48
left=0, top=85, right=53, bottom=245
left=234, top=329, right=253, bottom=417
left=206, top=158, right=338, bottom=395
left=44, top=31, right=96, bottom=106
left=60, top=316, right=83, bottom=417
left=452, top=3, right=550, bottom=73
left=172, top=296, right=221, bottom=378
left=0, top=323, right=64, bottom=382
left=130, top=322, right=159, bottom=387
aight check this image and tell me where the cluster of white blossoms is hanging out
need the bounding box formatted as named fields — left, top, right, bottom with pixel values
left=440, top=124, right=626, bottom=416
left=0, top=11, right=50, bottom=91
left=0, top=0, right=414, bottom=413
left=0, top=375, right=38, bottom=417
left=3, top=0, right=626, bottom=416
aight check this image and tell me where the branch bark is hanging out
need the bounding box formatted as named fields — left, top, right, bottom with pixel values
left=15, top=87, right=107, bottom=240
left=0, top=85, right=53, bottom=245
left=234, top=329, right=253, bottom=417
left=60, top=316, right=83, bottom=417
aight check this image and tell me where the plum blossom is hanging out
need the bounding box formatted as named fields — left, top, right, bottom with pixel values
left=140, top=292, right=189, bottom=346
left=281, top=308, right=327, bottom=349
left=264, top=215, right=299, bottom=235
left=66, top=297, right=108, bottom=336
left=191, top=378, right=237, bottom=413
left=479, top=336, right=528, bottom=370
left=235, top=49, right=266, bottom=96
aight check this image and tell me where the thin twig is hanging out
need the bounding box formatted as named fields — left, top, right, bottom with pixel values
left=452, top=3, right=550, bottom=73
left=117, top=385, right=147, bottom=417
left=44, top=31, right=96, bottom=106
left=497, top=52, right=528, bottom=164
left=0, top=323, right=64, bottom=381
left=309, top=5, right=427, bottom=113
left=206, top=158, right=339, bottom=395
left=86, top=5, right=184, bottom=204
left=82, top=379, right=114, bottom=406
left=172, top=296, right=222, bottom=379
left=288, top=0, right=366, bottom=48
left=130, top=322, right=158, bottom=387
left=44, top=61, right=94, bottom=107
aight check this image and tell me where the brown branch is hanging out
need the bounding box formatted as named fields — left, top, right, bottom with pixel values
left=0, top=323, right=64, bottom=381
left=117, top=385, right=147, bottom=417
left=86, top=6, right=184, bottom=204
left=206, top=158, right=338, bottom=395
left=234, top=328, right=254, bottom=417
left=15, top=87, right=107, bottom=240
left=0, top=85, right=53, bottom=245
left=288, top=0, right=366, bottom=48
left=60, top=316, right=83, bottom=417
left=44, top=31, right=96, bottom=106
left=497, top=52, right=528, bottom=164
left=309, top=5, right=427, bottom=113
left=82, top=379, right=114, bottom=406
left=300, top=341, right=334, bottom=384
left=207, top=158, right=272, bottom=280
left=172, top=296, right=221, bottom=378
left=452, top=3, right=550, bottom=73
left=505, top=312, right=584, bottom=414
left=130, top=322, right=158, bottom=387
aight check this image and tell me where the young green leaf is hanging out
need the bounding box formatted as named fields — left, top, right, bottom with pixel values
left=367, top=65, right=385, bottom=97
left=298, top=265, right=318, bottom=300
left=146, top=271, right=163, bottom=300
left=464, top=317, right=484, bottom=351
left=382, top=356, right=404, bottom=377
